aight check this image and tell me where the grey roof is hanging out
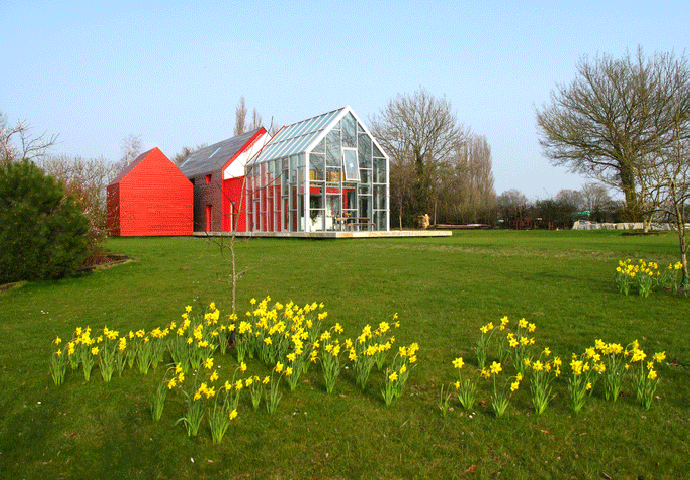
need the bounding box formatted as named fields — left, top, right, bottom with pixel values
left=250, top=108, right=344, bottom=165
left=179, top=128, right=263, bottom=178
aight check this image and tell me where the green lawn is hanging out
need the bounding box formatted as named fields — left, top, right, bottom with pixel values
left=0, top=230, right=688, bottom=479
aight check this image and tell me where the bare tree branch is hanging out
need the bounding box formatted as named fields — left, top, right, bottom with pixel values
left=1, top=111, right=58, bottom=163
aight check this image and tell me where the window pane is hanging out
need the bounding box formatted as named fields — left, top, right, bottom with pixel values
left=313, top=137, right=325, bottom=153
left=342, top=113, right=356, bottom=148
left=309, top=153, right=324, bottom=178
left=358, top=133, right=371, bottom=168
left=326, top=130, right=340, bottom=166
left=343, top=149, right=360, bottom=181
left=374, top=185, right=386, bottom=210
left=373, top=157, right=386, bottom=183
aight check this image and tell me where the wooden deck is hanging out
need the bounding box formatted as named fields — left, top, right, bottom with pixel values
left=193, top=230, right=452, bottom=239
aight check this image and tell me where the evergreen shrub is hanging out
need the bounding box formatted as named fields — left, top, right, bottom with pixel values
left=0, top=160, right=89, bottom=283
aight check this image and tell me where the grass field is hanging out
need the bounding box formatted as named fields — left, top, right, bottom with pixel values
left=0, top=230, right=688, bottom=479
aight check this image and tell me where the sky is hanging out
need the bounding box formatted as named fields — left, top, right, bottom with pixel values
left=1, top=0, right=688, bottom=200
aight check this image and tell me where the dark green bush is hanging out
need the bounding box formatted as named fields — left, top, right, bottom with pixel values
left=0, top=160, right=89, bottom=283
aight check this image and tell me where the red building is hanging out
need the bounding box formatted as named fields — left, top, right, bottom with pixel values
left=179, top=128, right=271, bottom=232
left=107, top=147, right=193, bottom=236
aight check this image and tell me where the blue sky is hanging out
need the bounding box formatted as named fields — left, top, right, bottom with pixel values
left=1, top=0, right=688, bottom=199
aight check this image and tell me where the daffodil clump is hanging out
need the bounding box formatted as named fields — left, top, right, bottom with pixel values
left=452, top=356, right=476, bottom=412
left=351, top=318, right=398, bottom=388
left=443, top=316, right=668, bottom=419
left=473, top=317, right=536, bottom=375
left=382, top=343, right=418, bottom=406
left=480, top=361, right=522, bottom=417
left=50, top=298, right=417, bottom=441
left=474, top=320, right=496, bottom=369
left=615, top=258, right=684, bottom=297
left=633, top=351, right=666, bottom=410
left=49, top=336, right=66, bottom=386
left=266, top=360, right=285, bottom=415
left=318, top=324, right=345, bottom=394
left=524, top=348, right=562, bottom=415
left=242, top=298, right=325, bottom=366
left=567, top=346, right=605, bottom=414
left=509, top=318, right=537, bottom=375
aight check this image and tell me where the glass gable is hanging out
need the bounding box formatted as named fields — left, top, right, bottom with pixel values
left=246, top=106, right=389, bottom=233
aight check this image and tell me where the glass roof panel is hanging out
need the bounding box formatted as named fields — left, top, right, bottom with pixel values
left=253, top=108, right=345, bottom=164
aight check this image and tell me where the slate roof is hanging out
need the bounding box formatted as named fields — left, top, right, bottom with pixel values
left=179, top=128, right=263, bottom=178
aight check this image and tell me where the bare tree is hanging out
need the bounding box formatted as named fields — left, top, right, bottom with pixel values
left=555, top=189, right=584, bottom=211
left=250, top=108, right=262, bottom=131
left=497, top=189, right=530, bottom=229
left=119, top=134, right=142, bottom=167
left=580, top=182, right=612, bottom=212
left=234, top=96, right=247, bottom=136
left=1, top=110, right=58, bottom=163
left=439, top=133, right=496, bottom=224
left=38, top=155, right=119, bottom=261
left=650, top=71, right=690, bottom=289
left=173, top=143, right=208, bottom=165
left=370, top=87, right=468, bottom=227
left=536, top=48, right=690, bottom=226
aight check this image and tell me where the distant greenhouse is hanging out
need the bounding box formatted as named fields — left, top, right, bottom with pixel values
left=245, top=106, right=389, bottom=233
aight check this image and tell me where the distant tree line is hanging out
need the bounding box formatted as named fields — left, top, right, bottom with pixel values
left=494, top=184, right=628, bottom=230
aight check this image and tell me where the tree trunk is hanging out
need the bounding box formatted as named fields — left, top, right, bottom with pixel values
left=619, top=160, right=639, bottom=221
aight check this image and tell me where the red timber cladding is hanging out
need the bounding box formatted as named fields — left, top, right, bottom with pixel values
left=113, top=148, right=193, bottom=236
left=222, top=177, right=247, bottom=232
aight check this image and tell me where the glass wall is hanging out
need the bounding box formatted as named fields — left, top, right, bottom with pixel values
left=246, top=109, right=389, bottom=233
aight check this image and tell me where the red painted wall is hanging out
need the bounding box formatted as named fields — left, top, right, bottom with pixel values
left=222, top=177, right=247, bottom=232
left=107, top=148, right=193, bottom=236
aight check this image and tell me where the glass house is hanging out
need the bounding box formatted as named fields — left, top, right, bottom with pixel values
left=245, top=106, right=389, bottom=233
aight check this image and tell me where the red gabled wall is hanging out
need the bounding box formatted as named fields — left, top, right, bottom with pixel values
left=107, top=147, right=193, bottom=236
